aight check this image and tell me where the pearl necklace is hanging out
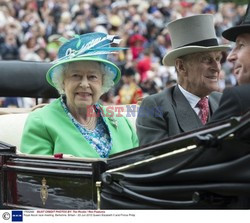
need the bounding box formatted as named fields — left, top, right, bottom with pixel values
left=79, top=115, right=97, bottom=131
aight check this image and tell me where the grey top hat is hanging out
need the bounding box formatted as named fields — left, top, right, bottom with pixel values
left=222, top=4, right=250, bottom=42
left=162, top=14, right=229, bottom=66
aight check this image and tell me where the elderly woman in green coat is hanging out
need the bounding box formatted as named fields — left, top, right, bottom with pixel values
left=21, top=32, right=138, bottom=158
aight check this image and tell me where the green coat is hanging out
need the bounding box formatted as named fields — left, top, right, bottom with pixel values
left=20, top=99, right=138, bottom=158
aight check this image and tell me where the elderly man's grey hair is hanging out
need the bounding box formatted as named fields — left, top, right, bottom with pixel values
left=51, top=62, right=115, bottom=95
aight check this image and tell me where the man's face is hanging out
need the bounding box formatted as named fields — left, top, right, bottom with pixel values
left=179, top=51, right=222, bottom=97
left=227, top=33, right=250, bottom=85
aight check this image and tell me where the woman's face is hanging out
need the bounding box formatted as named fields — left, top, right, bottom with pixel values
left=63, top=61, right=103, bottom=111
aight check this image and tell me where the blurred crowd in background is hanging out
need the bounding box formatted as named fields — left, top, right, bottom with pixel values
left=0, top=0, right=247, bottom=108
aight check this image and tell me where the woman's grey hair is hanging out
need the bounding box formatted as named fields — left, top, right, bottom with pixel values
left=51, top=62, right=115, bottom=95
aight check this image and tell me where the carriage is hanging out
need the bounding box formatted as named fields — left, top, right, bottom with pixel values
left=0, top=61, right=249, bottom=209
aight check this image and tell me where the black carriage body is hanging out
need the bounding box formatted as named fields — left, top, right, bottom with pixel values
left=0, top=147, right=106, bottom=209
left=0, top=114, right=249, bottom=209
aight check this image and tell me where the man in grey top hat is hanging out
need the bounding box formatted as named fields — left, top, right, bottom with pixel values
left=136, top=14, right=230, bottom=146
left=210, top=4, right=250, bottom=122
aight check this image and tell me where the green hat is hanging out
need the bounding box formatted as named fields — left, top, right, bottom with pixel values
left=46, top=32, right=125, bottom=88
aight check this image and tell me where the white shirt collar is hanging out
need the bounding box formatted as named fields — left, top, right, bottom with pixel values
left=178, top=84, right=207, bottom=109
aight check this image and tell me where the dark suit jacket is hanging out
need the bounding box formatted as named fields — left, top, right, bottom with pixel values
left=210, top=84, right=250, bottom=123
left=136, top=85, right=221, bottom=146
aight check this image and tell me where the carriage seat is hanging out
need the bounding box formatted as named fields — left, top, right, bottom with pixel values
left=0, top=104, right=139, bottom=153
